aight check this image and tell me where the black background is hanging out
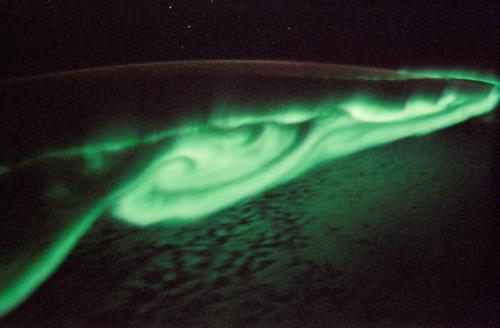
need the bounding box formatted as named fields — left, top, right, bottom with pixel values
left=1, top=0, right=499, bottom=79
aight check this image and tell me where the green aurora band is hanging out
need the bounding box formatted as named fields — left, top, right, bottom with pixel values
left=112, top=70, right=500, bottom=225
left=0, top=65, right=499, bottom=318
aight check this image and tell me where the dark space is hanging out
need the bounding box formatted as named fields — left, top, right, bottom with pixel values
left=2, top=1, right=499, bottom=78
left=1, top=1, right=499, bottom=327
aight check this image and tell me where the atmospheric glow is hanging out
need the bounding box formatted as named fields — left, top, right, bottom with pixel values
left=113, top=73, right=499, bottom=225
left=0, top=199, right=110, bottom=316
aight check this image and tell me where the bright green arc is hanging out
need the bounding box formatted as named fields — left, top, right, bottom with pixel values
left=0, top=202, right=109, bottom=316
left=112, top=70, right=500, bottom=225
left=0, top=68, right=498, bottom=318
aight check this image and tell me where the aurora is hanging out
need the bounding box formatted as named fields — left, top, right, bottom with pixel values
left=0, top=61, right=499, bottom=317
left=114, top=87, right=499, bottom=225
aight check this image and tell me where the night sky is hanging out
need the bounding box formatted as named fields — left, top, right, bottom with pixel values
left=1, top=0, right=499, bottom=78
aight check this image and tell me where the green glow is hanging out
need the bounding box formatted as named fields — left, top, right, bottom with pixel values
left=0, top=199, right=109, bottom=316
left=113, top=72, right=499, bottom=225
left=0, top=65, right=498, bottom=318
left=9, top=126, right=201, bottom=172
left=0, top=166, right=9, bottom=175
left=399, top=68, right=500, bottom=86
